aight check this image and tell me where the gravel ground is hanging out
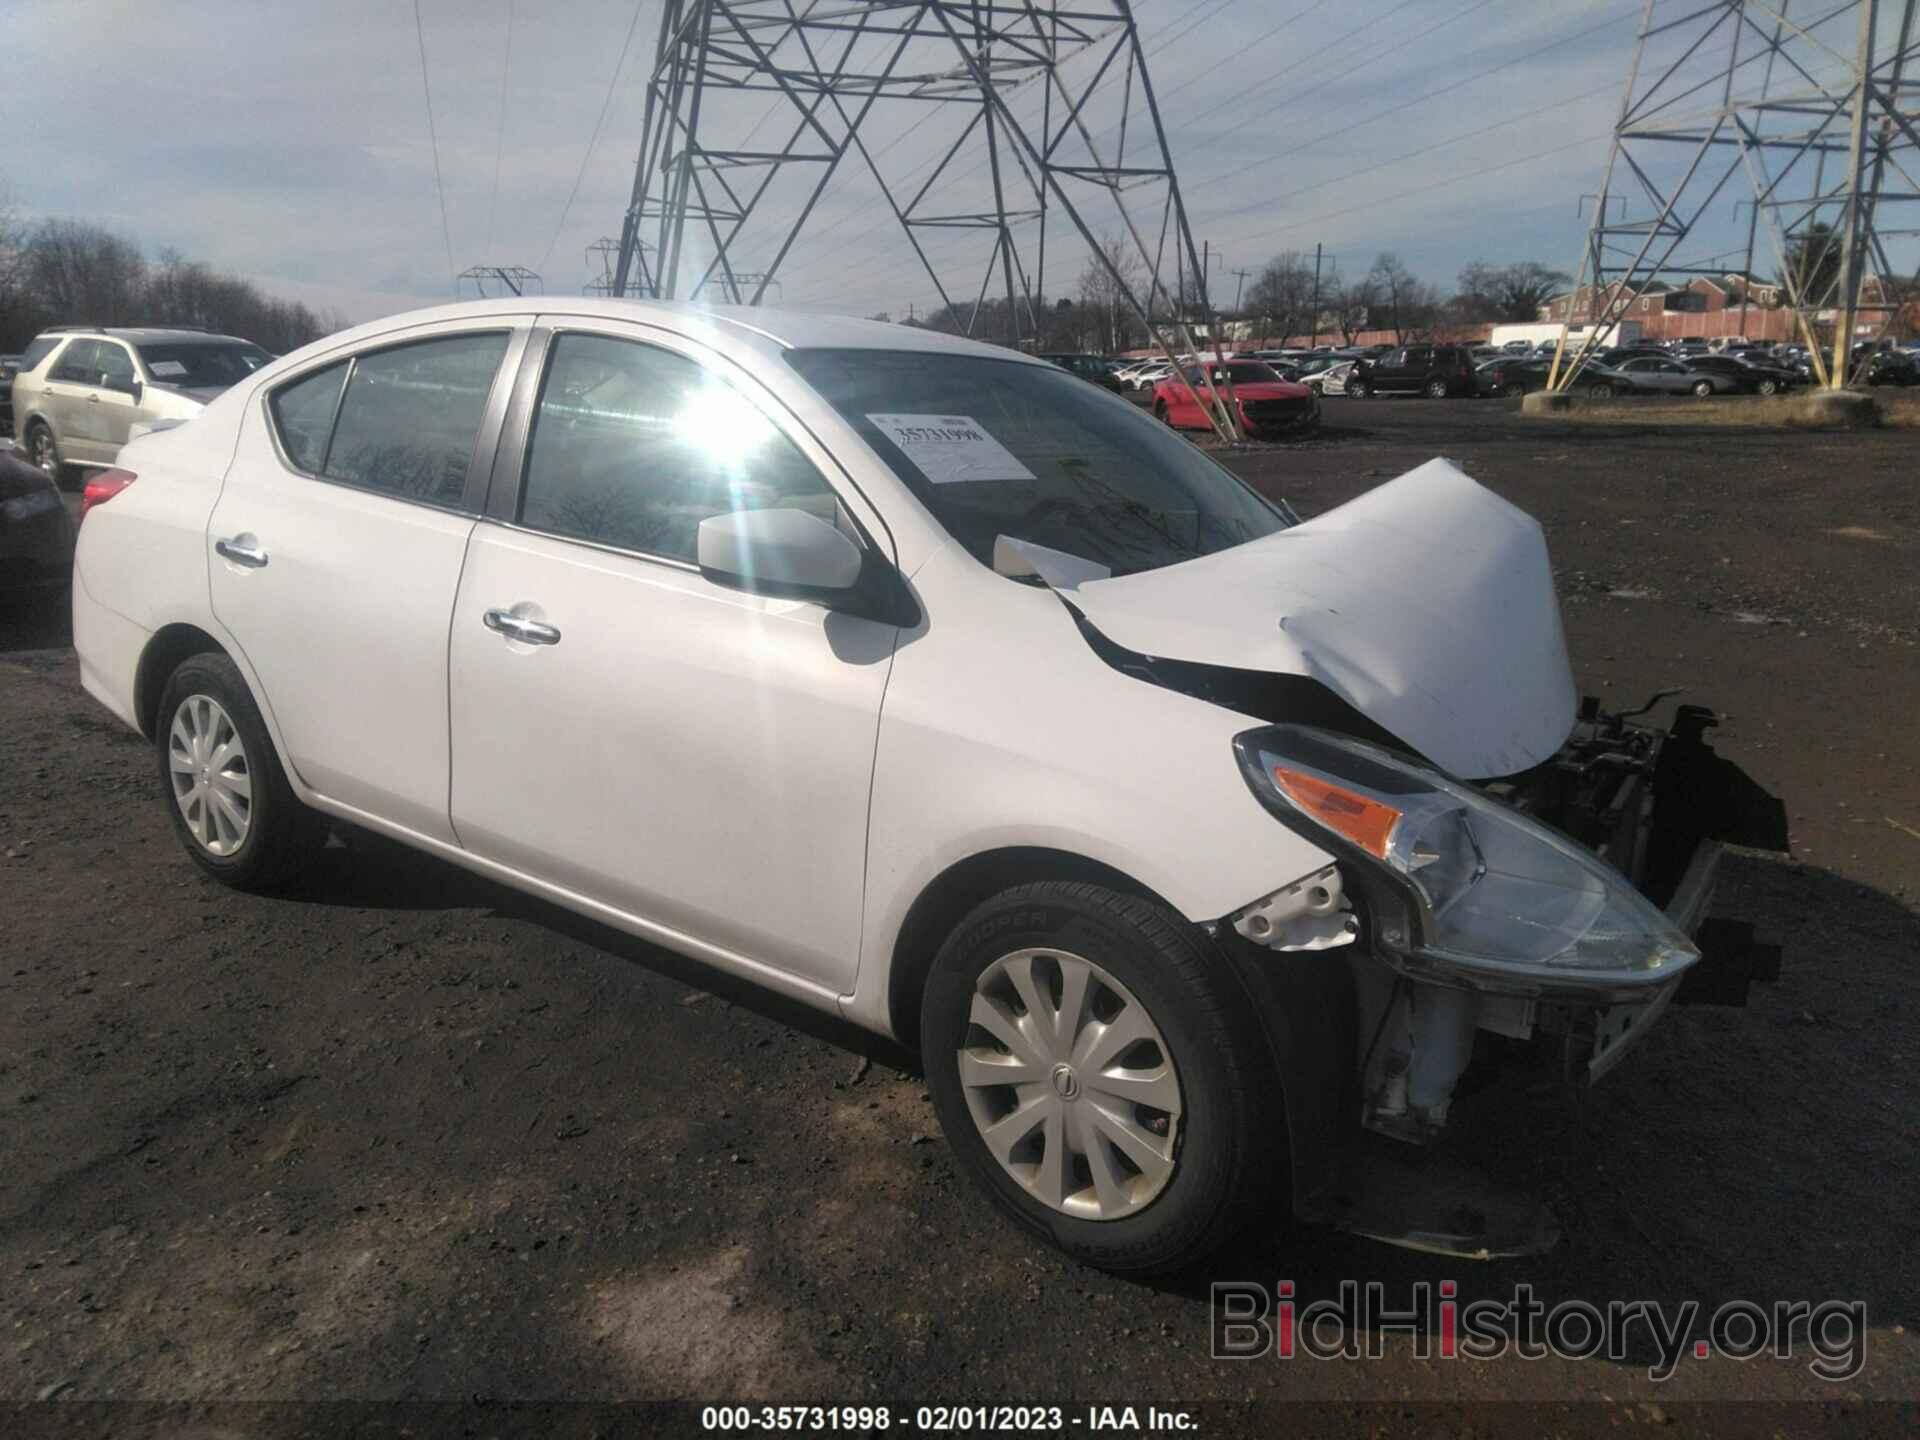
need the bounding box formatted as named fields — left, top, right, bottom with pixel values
left=2, top=398, right=1916, bottom=1433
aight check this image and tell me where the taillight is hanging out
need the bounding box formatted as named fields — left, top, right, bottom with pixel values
left=79, top=468, right=136, bottom=525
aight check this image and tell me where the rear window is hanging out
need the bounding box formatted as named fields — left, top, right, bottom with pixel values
left=136, top=342, right=272, bottom=387
left=18, top=336, right=63, bottom=374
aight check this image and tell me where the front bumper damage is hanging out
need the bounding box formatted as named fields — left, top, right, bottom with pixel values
left=1224, top=694, right=1786, bottom=1259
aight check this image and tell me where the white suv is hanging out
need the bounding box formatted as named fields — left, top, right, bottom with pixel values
left=72, top=299, right=1760, bottom=1272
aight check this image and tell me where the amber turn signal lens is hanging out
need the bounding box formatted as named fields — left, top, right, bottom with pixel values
left=1269, top=766, right=1402, bottom=858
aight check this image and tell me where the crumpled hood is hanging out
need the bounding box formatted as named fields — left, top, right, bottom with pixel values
left=1066, top=459, right=1577, bottom=778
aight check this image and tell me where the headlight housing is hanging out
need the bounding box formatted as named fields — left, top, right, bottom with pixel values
left=1234, top=724, right=1697, bottom=997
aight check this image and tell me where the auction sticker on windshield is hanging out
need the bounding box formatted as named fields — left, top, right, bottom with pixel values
left=865, top=413, right=1035, bottom=485
left=148, top=360, right=189, bottom=377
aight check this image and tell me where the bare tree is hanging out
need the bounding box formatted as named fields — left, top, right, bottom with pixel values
left=1245, top=251, right=1315, bottom=345
left=1330, top=276, right=1376, bottom=345
left=1076, top=233, right=1148, bottom=353
left=1455, top=260, right=1571, bottom=322
left=1367, top=252, right=1441, bottom=342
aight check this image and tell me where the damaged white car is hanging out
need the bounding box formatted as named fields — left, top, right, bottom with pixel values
left=72, top=300, right=1780, bottom=1274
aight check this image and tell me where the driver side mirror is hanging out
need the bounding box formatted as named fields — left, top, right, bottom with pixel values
left=697, top=506, right=920, bottom=628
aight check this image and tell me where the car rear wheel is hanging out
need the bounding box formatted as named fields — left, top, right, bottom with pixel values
left=1423, top=377, right=1449, bottom=399
left=1503, top=383, right=1527, bottom=399
left=25, top=421, right=60, bottom=481
left=156, top=653, right=317, bottom=891
left=921, top=881, right=1277, bottom=1274
left=1755, top=377, right=1779, bottom=396
left=1692, top=379, right=1714, bottom=397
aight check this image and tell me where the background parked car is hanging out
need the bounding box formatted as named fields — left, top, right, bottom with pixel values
left=1152, top=359, right=1320, bottom=437
left=1302, top=359, right=1355, bottom=396
left=1684, top=354, right=1799, bottom=395
left=12, top=326, right=272, bottom=479
left=0, top=354, right=20, bottom=438
left=1859, top=348, right=1919, bottom=386
left=1609, top=354, right=1735, bottom=396
left=1345, top=343, right=1476, bottom=399
left=1038, top=353, right=1127, bottom=393
left=1475, top=357, right=1640, bottom=400
left=0, top=438, right=74, bottom=600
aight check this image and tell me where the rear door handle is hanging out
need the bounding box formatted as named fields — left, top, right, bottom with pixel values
left=483, top=608, right=561, bottom=646
left=214, top=537, right=269, bottom=568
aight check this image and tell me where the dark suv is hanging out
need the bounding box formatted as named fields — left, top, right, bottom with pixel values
left=1037, top=352, right=1127, bottom=393
left=1684, top=354, right=1800, bottom=395
left=1346, top=343, right=1477, bottom=399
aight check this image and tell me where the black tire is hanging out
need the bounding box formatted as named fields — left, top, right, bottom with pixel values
left=1692, top=379, right=1714, bottom=397
left=24, top=420, right=61, bottom=482
left=1756, top=377, right=1779, bottom=396
left=1587, top=382, right=1614, bottom=399
left=1423, top=377, right=1449, bottom=399
left=1503, top=383, right=1526, bottom=399
left=1152, top=399, right=1174, bottom=426
left=1346, top=377, right=1369, bottom=399
left=155, top=652, right=317, bottom=891
left=921, top=881, right=1278, bottom=1275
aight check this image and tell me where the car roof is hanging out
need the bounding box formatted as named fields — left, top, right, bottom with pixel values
left=311, top=297, right=1048, bottom=369
left=41, top=326, right=252, bottom=345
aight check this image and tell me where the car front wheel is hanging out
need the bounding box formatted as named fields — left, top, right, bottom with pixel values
left=921, top=881, right=1277, bottom=1274
left=1756, top=377, right=1779, bottom=395
left=1587, top=381, right=1614, bottom=399
left=1692, top=379, right=1714, bottom=397
left=156, top=653, right=316, bottom=890
left=1346, top=377, right=1369, bottom=398
left=1152, top=399, right=1172, bottom=425
left=1423, top=377, right=1449, bottom=399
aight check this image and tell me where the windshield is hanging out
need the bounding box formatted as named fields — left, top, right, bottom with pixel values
left=136, top=341, right=273, bottom=388
left=1184, top=361, right=1282, bottom=385
left=787, top=348, right=1289, bottom=578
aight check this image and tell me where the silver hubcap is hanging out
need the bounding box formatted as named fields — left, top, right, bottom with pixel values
left=959, top=949, right=1182, bottom=1221
left=31, top=430, right=55, bottom=472
left=168, top=695, right=252, bottom=856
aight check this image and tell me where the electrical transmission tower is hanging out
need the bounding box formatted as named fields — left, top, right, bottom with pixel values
left=1551, top=0, right=1920, bottom=392
left=457, top=265, right=544, bottom=299
left=611, top=0, right=1239, bottom=435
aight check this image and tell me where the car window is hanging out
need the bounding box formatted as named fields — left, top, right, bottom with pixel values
left=518, top=331, right=840, bottom=565
left=50, top=340, right=101, bottom=384
left=787, top=347, right=1287, bottom=579
left=97, top=343, right=136, bottom=392
left=137, top=341, right=273, bottom=387
left=268, top=361, right=350, bottom=473
left=18, top=336, right=62, bottom=374
left=321, top=332, right=509, bottom=507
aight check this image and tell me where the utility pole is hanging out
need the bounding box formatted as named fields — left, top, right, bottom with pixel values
left=1309, top=242, right=1324, bottom=347
left=1231, top=267, right=1252, bottom=312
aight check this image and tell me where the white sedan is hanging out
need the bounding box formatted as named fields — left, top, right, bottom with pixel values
left=73, top=298, right=1754, bottom=1272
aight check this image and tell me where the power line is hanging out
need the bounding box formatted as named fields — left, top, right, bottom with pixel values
left=487, top=0, right=517, bottom=257
left=412, top=0, right=456, bottom=281
left=541, top=0, right=650, bottom=276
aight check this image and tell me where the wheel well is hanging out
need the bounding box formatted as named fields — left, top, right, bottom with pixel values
left=134, top=624, right=228, bottom=739
left=886, top=846, right=1168, bottom=1050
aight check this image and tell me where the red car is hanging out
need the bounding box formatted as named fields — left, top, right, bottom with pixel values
left=1152, top=359, right=1320, bottom=438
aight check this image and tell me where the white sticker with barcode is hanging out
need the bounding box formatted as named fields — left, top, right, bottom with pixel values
left=148, top=360, right=188, bottom=377
left=865, top=413, right=1035, bottom=485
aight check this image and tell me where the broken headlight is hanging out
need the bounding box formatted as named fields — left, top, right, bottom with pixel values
left=1234, top=724, right=1698, bottom=995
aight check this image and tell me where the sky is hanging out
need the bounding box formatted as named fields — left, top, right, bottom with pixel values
left=3, top=0, right=1899, bottom=326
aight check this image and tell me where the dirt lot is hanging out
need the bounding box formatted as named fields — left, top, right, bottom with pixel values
left=3, top=397, right=1917, bottom=1432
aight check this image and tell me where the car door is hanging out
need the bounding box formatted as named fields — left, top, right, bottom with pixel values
left=1380, top=348, right=1417, bottom=392
left=446, top=321, right=899, bottom=994
left=44, top=340, right=107, bottom=461
left=208, top=320, right=526, bottom=843
left=92, top=340, right=144, bottom=455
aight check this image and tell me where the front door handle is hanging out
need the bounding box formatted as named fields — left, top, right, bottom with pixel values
left=87, top=393, right=100, bottom=403
left=483, top=608, right=561, bottom=646
left=214, top=537, right=269, bottom=568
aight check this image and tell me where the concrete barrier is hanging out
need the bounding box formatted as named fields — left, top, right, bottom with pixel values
left=1791, top=388, right=1881, bottom=428
left=1520, top=391, right=1574, bottom=415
